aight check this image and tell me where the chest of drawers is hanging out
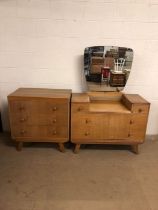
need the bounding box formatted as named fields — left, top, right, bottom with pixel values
left=8, top=88, right=71, bottom=152
left=71, top=92, right=150, bottom=153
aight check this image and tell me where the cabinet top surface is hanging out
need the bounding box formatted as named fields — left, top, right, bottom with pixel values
left=124, top=94, right=150, bottom=104
left=8, top=88, right=72, bottom=99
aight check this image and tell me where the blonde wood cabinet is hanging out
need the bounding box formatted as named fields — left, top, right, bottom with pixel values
left=8, top=88, right=71, bottom=152
left=71, top=92, right=150, bottom=153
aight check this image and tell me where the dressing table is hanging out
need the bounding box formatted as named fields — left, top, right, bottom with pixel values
left=71, top=46, right=150, bottom=153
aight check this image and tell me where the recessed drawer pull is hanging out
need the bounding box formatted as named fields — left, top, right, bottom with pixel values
left=138, top=109, right=142, bottom=113
left=85, top=132, right=89, bottom=136
left=130, top=120, right=133, bottom=124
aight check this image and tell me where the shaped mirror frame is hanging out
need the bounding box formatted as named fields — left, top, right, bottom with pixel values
left=84, top=46, right=133, bottom=91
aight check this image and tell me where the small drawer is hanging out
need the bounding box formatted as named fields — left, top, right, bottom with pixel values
left=10, top=115, right=28, bottom=124
left=11, top=126, right=29, bottom=138
left=71, top=104, right=89, bottom=113
left=132, top=105, right=149, bottom=114
left=45, top=103, right=68, bottom=115
left=9, top=101, right=32, bottom=113
left=11, top=125, right=68, bottom=139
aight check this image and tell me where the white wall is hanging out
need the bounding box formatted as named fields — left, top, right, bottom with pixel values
left=0, top=0, right=158, bottom=134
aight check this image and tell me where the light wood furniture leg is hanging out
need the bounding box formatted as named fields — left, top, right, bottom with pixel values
left=16, top=142, right=23, bottom=151
left=74, top=144, right=81, bottom=153
left=131, top=145, right=139, bottom=154
left=58, top=143, right=65, bottom=152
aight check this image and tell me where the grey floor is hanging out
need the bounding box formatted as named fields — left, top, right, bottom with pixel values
left=0, top=133, right=158, bottom=210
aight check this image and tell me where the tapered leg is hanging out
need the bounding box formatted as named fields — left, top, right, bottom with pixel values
left=74, top=144, right=81, bottom=153
left=131, top=144, right=139, bottom=154
left=16, top=142, right=23, bottom=151
left=58, top=143, right=65, bottom=152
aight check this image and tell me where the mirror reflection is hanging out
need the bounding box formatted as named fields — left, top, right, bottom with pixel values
left=84, top=46, right=133, bottom=91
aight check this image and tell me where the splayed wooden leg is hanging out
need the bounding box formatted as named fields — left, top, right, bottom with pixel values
left=131, top=144, right=139, bottom=154
left=74, top=144, right=81, bottom=153
left=16, top=141, right=23, bottom=151
left=58, top=143, right=65, bottom=152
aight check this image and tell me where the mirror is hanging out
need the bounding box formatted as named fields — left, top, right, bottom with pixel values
left=84, top=46, right=133, bottom=91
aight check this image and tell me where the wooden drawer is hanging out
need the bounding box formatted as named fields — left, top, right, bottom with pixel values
left=11, top=125, right=68, bottom=140
left=71, top=104, right=89, bottom=113
left=9, top=100, right=68, bottom=115
left=131, top=104, right=149, bottom=114
left=71, top=113, right=131, bottom=141
left=9, top=100, right=37, bottom=113
left=42, top=101, right=68, bottom=115
left=71, top=114, right=104, bottom=141
left=10, top=112, right=68, bottom=126
left=128, top=113, right=149, bottom=141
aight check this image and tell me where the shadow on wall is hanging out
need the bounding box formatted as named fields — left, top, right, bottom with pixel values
left=76, top=55, right=87, bottom=92
left=1, top=100, right=10, bottom=132
left=0, top=113, right=3, bottom=132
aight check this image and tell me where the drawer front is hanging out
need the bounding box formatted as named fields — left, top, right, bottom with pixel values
left=9, top=100, right=68, bottom=115
left=132, top=104, right=149, bottom=114
left=9, top=99, right=69, bottom=125
left=10, top=112, right=68, bottom=126
left=41, top=101, right=68, bottom=115
left=71, top=113, right=131, bottom=141
left=128, top=113, right=149, bottom=141
left=11, top=125, right=68, bottom=140
left=71, top=114, right=105, bottom=140
left=107, top=113, right=130, bottom=139
left=71, top=104, right=89, bottom=114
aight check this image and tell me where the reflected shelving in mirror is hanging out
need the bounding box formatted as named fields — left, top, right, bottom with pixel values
left=84, top=46, right=133, bottom=92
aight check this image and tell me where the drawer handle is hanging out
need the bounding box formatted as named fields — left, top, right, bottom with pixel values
left=19, top=106, right=25, bottom=111
left=138, top=109, right=142, bottom=113
left=53, top=131, right=57, bottom=135
left=130, top=120, right=133, bottom=124
left=128, top=133, right=131, bottom=137
left=52, top=119, right=57, bottom=123
left=20, top=130, right=26, bottom=135
left=85, top=119, right=90, bottom=124
left=20, top=118, right=27, bottom=122
left=52, top=107, right=57, bottom=111
left=85, top=132, right=89, bottom=136
left=77, top=107, right=82, bottom=111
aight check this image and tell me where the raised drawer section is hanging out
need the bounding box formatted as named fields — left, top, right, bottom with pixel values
left=131, top=104, right=149, bottom=114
